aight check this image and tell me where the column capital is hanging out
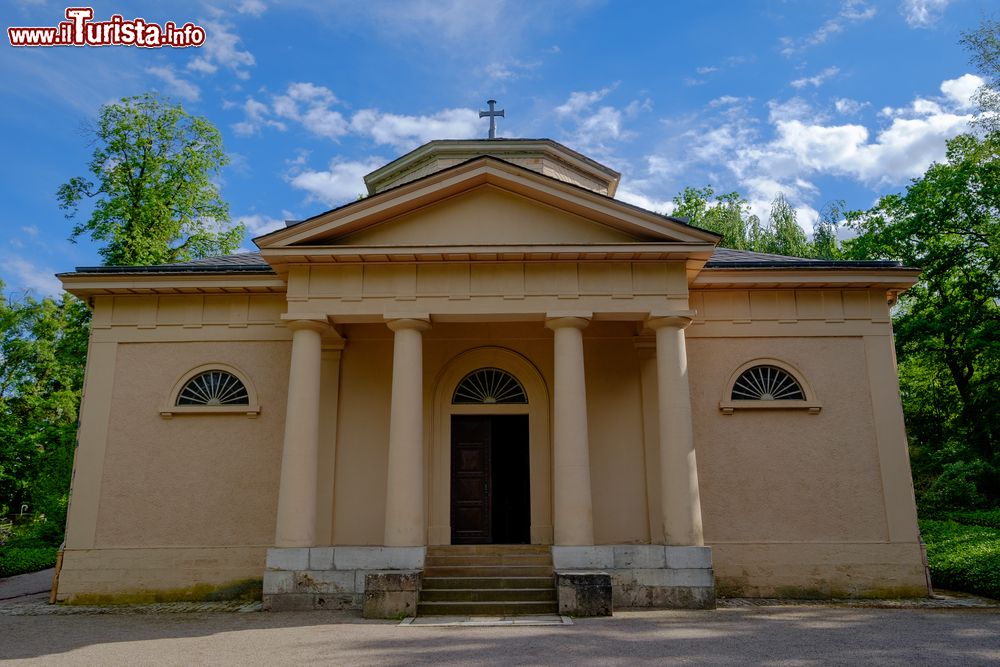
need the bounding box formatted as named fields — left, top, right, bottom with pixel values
left=545, top=315, right=590, bottom=331
left=646, top=311, right=696, bottom=331
left=286, top=318, right=330, bottom=334
left=385, top=316, right=431, bottom=332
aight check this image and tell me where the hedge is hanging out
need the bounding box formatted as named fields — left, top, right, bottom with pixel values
left=0, top=546, right=58, bottom=578
left=919, top=519, right=1000, bottom=600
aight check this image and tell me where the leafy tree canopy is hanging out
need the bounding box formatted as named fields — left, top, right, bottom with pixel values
left=845, top=131, right=1000, bottom=506
left=57, top=93, right=243, bottom=266
left=670, top=186, right=831, bottom=259
left=0, top=288, right=90, bottom=522
left=961, top=17, right=1000, bottom=134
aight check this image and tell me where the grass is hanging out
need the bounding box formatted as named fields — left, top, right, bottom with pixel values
left=920, top=514, right=1000, bottom=600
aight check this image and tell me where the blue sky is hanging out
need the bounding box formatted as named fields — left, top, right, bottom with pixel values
left=0, top=0, right=992, bottom=296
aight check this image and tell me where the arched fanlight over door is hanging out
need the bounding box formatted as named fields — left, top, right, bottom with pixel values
left=452, top=367, right=528, bottom=404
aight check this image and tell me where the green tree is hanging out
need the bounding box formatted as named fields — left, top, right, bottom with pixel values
left=0, top=289, right=90, bottom=525
left=761, top=192, right=811, bottom=258
left=671, top=185, right=761, bottom=251
left=813, top=200, right=844, bottom=260
left=960, top=17, right=1000, bottom=134
left=57, top=93, right=243, bottom=266
left=846, top=132, right=1000, bottom=507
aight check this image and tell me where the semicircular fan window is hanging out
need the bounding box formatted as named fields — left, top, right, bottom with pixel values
left=452, top=367, right=528, bottom=405
left=731, top=365, right=805, bottom=401
left=176, top=370, right=250, bottom=406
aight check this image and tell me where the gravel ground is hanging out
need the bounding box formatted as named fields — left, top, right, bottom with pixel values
left=1, top=605, right=999, bottom=665
left=2, top=570, right=998, bottom=666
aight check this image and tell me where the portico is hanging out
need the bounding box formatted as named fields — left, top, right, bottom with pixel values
left=255, top=141, right=721, bottom=613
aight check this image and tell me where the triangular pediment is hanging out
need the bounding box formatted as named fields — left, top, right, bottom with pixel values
left=256, top=156, right=719, bottom=250
left=333, top=185, right=642, bottom=246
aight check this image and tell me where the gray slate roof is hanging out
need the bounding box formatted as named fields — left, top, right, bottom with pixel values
left=66, top=248, right=902, bottom=275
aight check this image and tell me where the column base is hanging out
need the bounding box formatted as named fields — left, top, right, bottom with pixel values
left=262, top=546, right=425, bottom=612
left=552, top=545, right=715, bottom=610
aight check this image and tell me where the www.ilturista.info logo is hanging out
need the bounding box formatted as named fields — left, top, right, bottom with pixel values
left=8, top=7, right=206, bottom=48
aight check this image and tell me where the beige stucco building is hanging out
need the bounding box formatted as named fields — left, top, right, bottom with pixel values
left=56, top=139, right=929, bottom=614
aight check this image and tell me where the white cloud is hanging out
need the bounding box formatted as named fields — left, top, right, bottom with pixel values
left=231, top=83, right=482, bottom=149
left=146, top=66, right=200, bottom=102
left=238, top=213, right=289, bottom=238
left=632, top=74, right=976, bottom=236
left=790, top=66, right=840, bottom=89
left=834, top=97, right=870, bottom=115
left=485, top=59, right=540, bottom=81
left=238, top=0, right=267, bottom=16
left=900, top=0, right=950, bottom=28
left=272, top=82, right=349, bottom=140
left=288, top=157, right=386, bottom=206
left=615, top=188, right=676, bottom=215
left=708, top=96, right=748, bottom=108
left=188, top=20, right=255, bottom=79
left=20, top=225, right=39, bottom=237
left=780, top=1, right=876, bottom=56
left=555, top=86, right=616, bottom=116
left=232, top=97, right=286, bottom=136
left=767, top=97, right=817, bottom=123
left=0, top=257, right=62, bottom=297
left=751, top=81, right=975, bottom=188
left=695, top=66, right=719, bottom=75
left=940, top=73, right=984, bottom=110
left=553, top=85, right=650, bottom=154
left=350, top=108, right=480, bottom=151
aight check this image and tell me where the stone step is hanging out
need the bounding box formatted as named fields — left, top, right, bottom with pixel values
left=420, top=587, right=556, bottom=603
left=421, top=576, right=554, bottom=590
left=423, top=565, right=554, bottom=578
left=417, top=600, right=559, bottom=616
left=426, top=545, right=550, bottom=557
left=424, top=553, right=552, bottom=567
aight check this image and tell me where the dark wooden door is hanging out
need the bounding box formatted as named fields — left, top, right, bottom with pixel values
left=450, top=416, right=492, bottom=544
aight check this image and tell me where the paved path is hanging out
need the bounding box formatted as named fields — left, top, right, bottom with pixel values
left=0, top=569, right=53, bottom=601
left=1, top=606, right=999, bottom=665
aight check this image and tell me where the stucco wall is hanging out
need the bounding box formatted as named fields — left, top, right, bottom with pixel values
left=688, top=336, right=887, bottom=544
left=95, top=340, right=290, bottom=547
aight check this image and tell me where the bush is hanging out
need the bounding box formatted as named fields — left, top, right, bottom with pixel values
left=0, top=546, right=57, bottom=578
left=943, top=509, right=1000, bottom=530
left=919, top=519, right=1000, bottom=599
left=918, top=460, right=990, bottom=512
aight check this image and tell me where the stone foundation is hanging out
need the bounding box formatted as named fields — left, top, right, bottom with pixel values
left=55, top=546, right=267, bottom=603
left=710, top=542, right=929, bottom=598
left=552, top=545, right=715, bottom=610
left=262, top=546, right=425, bottom=612
left=363, top=571, right=421, bottom=618
left=556, top=572, right=612, bottom=616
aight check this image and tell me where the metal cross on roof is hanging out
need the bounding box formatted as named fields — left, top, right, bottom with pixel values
left=479, top=99, right=504, bottom=139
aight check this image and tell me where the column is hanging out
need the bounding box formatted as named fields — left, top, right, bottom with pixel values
left=383, top=317, right=431, bottom=547
left=647, top=315, right=704, bottom=547
left=274, top=319, right=328, bottom=547
left=545, top=316, right=595, bottom=546
left=315, top=339, right=345, bottom=545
